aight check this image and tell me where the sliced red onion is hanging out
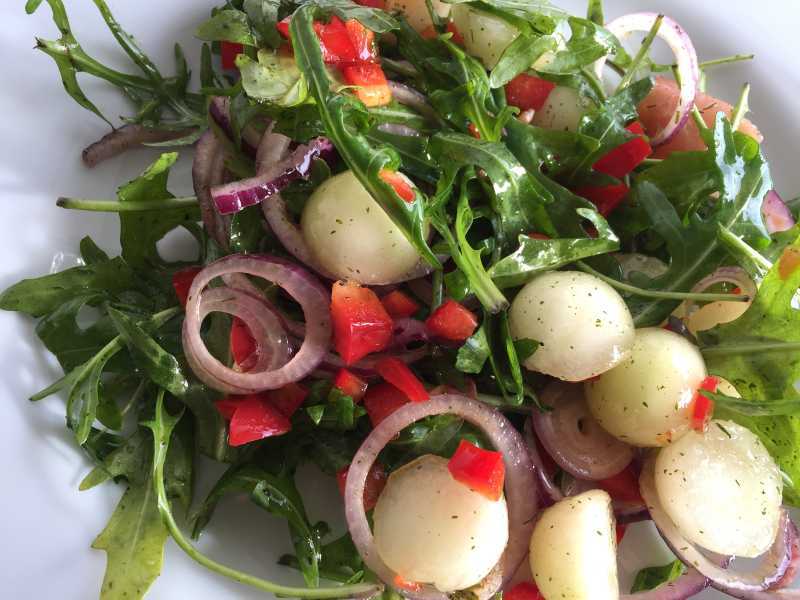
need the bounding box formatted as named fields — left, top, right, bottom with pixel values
left=533, top=382, right=634, bottom=481
left=193, top=131, right=231, bottom=249
left=211, top=137, right=336, bottom=215
left=763, top=190, right=796, bottom=234
left=208, top=96, right=260, bottom=159
left=387, top=81, right=437, bottom=121
left=597, top=13, right=699, bottom=146
left=388, top=318, right=428, bottom=350
left=377, top=123, right=421, bottom=137
left=82, top=124, right=192, bottom=167
left=640, top=458, right=800, bottom=599
left=182, top=254, right=331, bottom=393
left=683, top=265, right=757, bottom=319
left=317, top=346, right=430, bottom=379
left=523, top=418, right=563, bottom=504
left=344, top=394, right=538, bottom=599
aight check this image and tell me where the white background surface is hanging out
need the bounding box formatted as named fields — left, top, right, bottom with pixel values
left=1, top=1, right=799, bottom=598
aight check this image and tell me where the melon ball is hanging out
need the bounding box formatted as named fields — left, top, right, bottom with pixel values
left=585, top=328, right=708, bottom=447
left=386, top=0, right=451, bottom=33
left=655, top=420, right=782, bottom=557
left=372, top=455, right=508, bottom=592
left=301, top=170, right=424, bottom=285
left=451, top=4, right=519, bottom=69
left=531, top=86, right=587, bottom=132
left=508, top=271, right=634, bottom=382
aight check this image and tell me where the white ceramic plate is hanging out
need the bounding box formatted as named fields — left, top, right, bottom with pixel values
left=1, top=1, right=798, bottom=598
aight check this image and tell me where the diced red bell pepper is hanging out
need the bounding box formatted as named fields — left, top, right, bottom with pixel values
left=504, top=582, right=545, bottom=600
left=172, top=266, right=202, bottom=308
left=448, top=439, right=505, bottom=501
left=597, top=464, right=643, bottom=505
left=342, top=63, right=392, bottom=107
left=505, top=74, right=556, bottom=113
left=220, top=41, right=244, bottom=70
left=425, top=300, right=478, bottom=342
left=421, top=22, right=464, bottom=45
left=331, top=281, right=394, bottom=365
left=230, top=316, right=258, bottom=372
left=228, top=395, right=291, bottom=447
left=393, top=576, right=422, bottom=593
left=336, top=462, right=387, bottom=510
left=380, top=290, right=420, bottom=319
left=354, top=0, right=385, bottom=7
left=593, top=122, right=652, bottom=180
left=690, top=376, right=719, bottom=432
left=344, top=18, right=377, bottom=62
left=269, top=382, right=308, bottom=419
left=376, top=357, right=429, bottom=403
left=333, top=368, right=369, bottom=402
left=574, top=183, right=630, bottom=216
left=277, top=18, right=290, bottom=39
left=364, top=382, right=410, bottom=428
left=215, top=397, right=241, bottom=421
left=378, top=169, right=415, bottom=202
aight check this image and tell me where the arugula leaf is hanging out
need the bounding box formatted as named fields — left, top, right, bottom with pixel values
left=701, top=237, right=800, bottom=502
left=586, top=0, right=604, bottom=25
left=192, top=464, right=322, bottom=587
left=81, top=236, right=111, bottom=265
left=536, top=17, right=618, bottom=75
left=630, top=561, right=685, bottom=593
left=244, top=0, right=283, bottom=48
left=107, top=307, right=189, bottom=397
left=117, top=153, right=201, bottom=270
left=297, top=0, right=399, bottom=33
left=237, top=51, right=309, bottom=106
left=280, top=532, right=364, bottom=583
left=456, top=322, right=491, bottom=374
left=489, top=33, right=558, bottom=88
left=196, top=9, right=256, bottom=45
left=489, top=208, right=619, bottom=288
left=290, top=7, right=438, bottom=269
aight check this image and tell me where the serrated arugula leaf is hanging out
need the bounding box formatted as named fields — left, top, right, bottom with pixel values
left=191, top=464, right=322, bottom=587
left=456, top=321, right=491, bottom=374
left=537, top=17, right=618, bottom=75
left=297, top=0, right=399, bottom=32
left=244, top=0, right=283, bottom=48
left=196, top=9, right=256, bottom=45
left=117, top=152, right=201, bottom=270
left=489, top=33, right=558, bottom=88
left=281, top=532, right=364, bottom=583
left=107, top=307, right=189, bottom=397
left=489, top=208, right=619, bottom=287
left=237, top=51, right=308, bottom=106
left=630, top=560, right=685, bottom=593
left=701, top=237, right=800, bottom=503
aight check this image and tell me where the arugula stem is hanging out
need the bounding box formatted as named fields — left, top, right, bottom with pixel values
left=148, top=393, right=382, bottom=600
left=699, top=54, right=755, bottom=69
left=577, top=262, right=751, bottom=303
left=616, top=14, right=664, bottom=92
left=57, top=196, right=198, bottom=212
left=691, top=106, right=710, bottom=133
left=731, top=83, right=751, bottom=131
left=716, top=224, right=773, bottom=273
left=580, top=66, right=607, bottom=103
left=701, top=341, right=800, bottom=357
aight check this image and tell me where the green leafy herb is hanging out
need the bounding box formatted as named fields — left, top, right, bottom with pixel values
left=196, top=9, right=256, bottom=45
left=237, top=51, right=309, bottom=106
left=630, top=560, right=685, bottom=593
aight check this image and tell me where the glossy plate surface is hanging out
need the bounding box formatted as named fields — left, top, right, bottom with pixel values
left=1, top=0, right=798, bottom=597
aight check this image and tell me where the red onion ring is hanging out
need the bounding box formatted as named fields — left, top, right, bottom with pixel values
left=209, top=96, right=259, bottom=159
left=344, top=394, right=538, bottom=599
left=533, top=382, right=634, bottom=481
left=683, top=265, right=756, bottom=324
left=523, top=419, right=563, bottom=504
left=193, top=131, right=231, bottom=249
left=640, top=458, right=800, bottom=598
left=597, top=13, right=699, bottom=146
left=763, top=190, right=797, bottom=234
left=81, top=124, right=191, bottom=167
left=183, top=254, right=331, bottom=393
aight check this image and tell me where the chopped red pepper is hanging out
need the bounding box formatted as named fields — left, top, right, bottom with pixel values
left=380, top=290, right=420, bottom=319
left=593, top=122, right=652, bottom=180
left=228, top=395, right=291, bottom=447
left=364, top=382, right=410, bottom=428
left=336, top=462, right=387, bottom=510
left=425, top=299, right=478, bottom=342
left=172, top=266, right=202, bottom=308
left=378, top=169, right=415, bottom=202
left=573, top=183, right=630, bottom=216
left=421, top=22, right=464, bottom=45
left=505, top=74, right=556, bottom=112
left=277, top=15, right=377, bottom=64
left=333, top=368, right=369, bottom=402
left=344, top=18, right=377, bottom=62
left=215, top=397, right=241, bottom=421
left=690, top=376, right=719, bottom=432
left=504, top=582, right=545, bottom=600
left=354, top=0, right=385, bottom=7
left=393, top=575, right=422, bottom=593
left=597, top=464, right=643, bottom=505
left=230, top=316, right=258, bottom=372
left=448, top=439, right=505, bottom=501
left=341, top=63, right=392, bottom=107
left=220, top=41, right=244, bottom=70
left=277, top=18, right=290, bottom=38
left=376, top=357, right=429, bottom=403
left=269, top=382, right=308, bottom=419
left=331, top=281, right=394, bottom=365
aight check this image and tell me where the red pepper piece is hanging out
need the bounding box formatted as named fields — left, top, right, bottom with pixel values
left=448, top=439, right=505, bottom=501
left=341, top=63, right=392, bottom=107
left=333, top=368, right=369, bottom=402
left=268, top=382, right=308, bottom=419
left=230, top=316, right=258, bottom=372
left=380, top=290, right=420, bottom=319
left=378, top=169, right=415, bottom=202
left=690, top=376, right=719, bottom=432
left=228, top=395, right=291, bottom=446
left=504, top=582, right=545, bottom=600
left=336, top=462, right=387, bottom=511
left=597, top=464, right=643, bottom=505
left=364, top=382, right=409, bottom=428
left=172, top=266, right=202, bottom=308
left=505, top=74, right=556, bottom=112
left=425, top=299, right=478, bottom=342
left=331, top=281, right=394, bottom=365
left=376, top=357, right=429, bottom=403
left=215, top=397, right=241, bottom=421
left=220, top=41, right=244, bottom=70
left=593, top=122, right=652, bottom=179
left=573, top=183, right=630, bottom=216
